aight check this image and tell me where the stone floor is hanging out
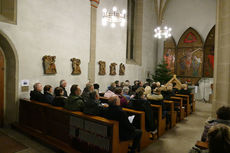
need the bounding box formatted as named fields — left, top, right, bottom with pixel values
left=0, top=101, right=211, bottom=153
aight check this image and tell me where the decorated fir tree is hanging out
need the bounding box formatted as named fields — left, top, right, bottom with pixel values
left=152, top=61, right=172, bottom=84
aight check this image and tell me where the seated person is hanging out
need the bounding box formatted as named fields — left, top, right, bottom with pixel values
left=128, top=87, right=156, bottom=132
left=30, top=83, right=44, bottom=102
left=114, top=87, right=128, bottom=107
left=132, top=80, right=139, bottom=93
left=60, top=80, right=68, bottom=97
left=144, top=86, right=163, bottom=101
left=156, top=82, right=161, bottom=88
left=52, top=87, right=67, bottom=107
left=83, top=90, right=104, bottom=115
left=123, top=87, right=131, bottom=101
left=125, top=80, right=132, bottom=90
left=190, top=124, right=230, bottom=153
left=43, top=85, right=54, bottom=104
left=178, top=84, right=193, bottom=104
left=64, top=85, right=84, bottom=111
left=93, top=83, right=100, bottom=92
left=104, top=84, right=116, bottom=98
left=115, top=80, right=120, bottom=87
left=201, top=106, right=230, bottom=142
left=104, top=96, right=142, bottom=153
left=81, top=83, right=94, bottom=102
left=161, top=85, right=175, bottom=100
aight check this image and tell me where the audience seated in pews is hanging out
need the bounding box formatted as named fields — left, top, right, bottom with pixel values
left=128, top=87, right=156, bottom=132
left=83, top=90, right=104, bottom=116
left=115, top=87, right=129, bottom=107
left=81, top=83, right=94, bottom=102
left=43, top=85, right=54, bottom=104
left=190, top=124, right=230, bottom=153
left=52, top=87, right=67, bottom=107
left=30, top=83, right=44, bottom=102
left=60, top=80, right=68, bottom=97
left=104, top=83, right=116, bottom=98
left=64, top=84, right=85, bottom=111
left=104, top=96, right=142, bottom=153
left=201, top=106, right=230, bottom=142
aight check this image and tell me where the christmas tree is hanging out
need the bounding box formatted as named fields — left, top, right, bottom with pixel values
left=152, top=61, right=172, bottom=84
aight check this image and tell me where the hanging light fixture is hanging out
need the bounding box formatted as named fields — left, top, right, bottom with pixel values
left=102, top=6, right=127, bottom=28
left=154, top=26, right=172, bottom=39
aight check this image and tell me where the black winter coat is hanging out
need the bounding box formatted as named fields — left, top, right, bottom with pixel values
left=104, top=105, right=136, bottom=141
left=30, top=90, right=45, bottom=102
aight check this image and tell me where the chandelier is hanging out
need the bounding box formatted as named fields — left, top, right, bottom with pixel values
left=102, top=7, right=127, bottom=28
left=154, top=26, right=172, bottom=39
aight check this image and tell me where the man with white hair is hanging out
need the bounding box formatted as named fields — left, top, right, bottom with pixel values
left=30, top=83, right=44, bottom=102
left=60, top=80, right=68, bottom=97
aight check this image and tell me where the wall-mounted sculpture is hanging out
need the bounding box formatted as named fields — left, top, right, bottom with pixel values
left=119, top=63, right=125, bottom=75
left=42, top=55, right=57, bottom=74
left=110, top=63, right=117, bottom=75
left=71, top=58, right=81, bottom=75
left=98, top=61, right=106, bottom=75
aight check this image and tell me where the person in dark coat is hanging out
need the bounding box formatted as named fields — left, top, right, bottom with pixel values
left=52, top=87, right=67, bottom=107
left=60, top=80, right=68, bottom=97
left=43, top=85, right=54, bottom=104
left=30, top=83, right=45, bottom=102
left=201, top=106, right=230, bottom=142
left=83, top=90, right=104, bottom=115
left=81, top=83, right=94, bottom=102
left=104, top=96, right=142, bottom=153
left=65, top=84, right=85, bottom=111
left=128, top=87, right=156, bottom=132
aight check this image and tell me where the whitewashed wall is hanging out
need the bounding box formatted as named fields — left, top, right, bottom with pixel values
left=96, top=0, right=156, bottom=92
left=0, top=0, right=157, bottom=98
left=157, top=0, right=216, bottom=61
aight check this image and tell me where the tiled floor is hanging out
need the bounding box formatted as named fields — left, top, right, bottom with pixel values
left=0, top=101, right=211, bottom=153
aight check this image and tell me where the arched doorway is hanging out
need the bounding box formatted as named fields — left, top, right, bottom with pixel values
left=0, top=30, right=18, bottom=127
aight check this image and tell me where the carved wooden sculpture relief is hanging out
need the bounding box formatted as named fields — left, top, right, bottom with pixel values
left=71, top=58, right=81, bottom=75
left=119, top=63, right=125, bottom=75
left=110, top=63, right=117, bottom=75
left=98, top=61, right=106, bottom=75
left=42, top=55, right=57, bottom=74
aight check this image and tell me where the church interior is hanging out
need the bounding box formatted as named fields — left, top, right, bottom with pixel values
left=0, top=0, right=229, bottom=153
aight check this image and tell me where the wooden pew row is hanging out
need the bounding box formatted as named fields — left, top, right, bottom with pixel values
left=122, top=108, right=153, bottom=150
left=15, top=99, right=131, bottom=153
left=175, top=94, right=191, bottom=116
left=150, top=104, right=166, bottom=137
left=163, top=100, right=177, bottom=128
left=170, top=97, right=185, bottom=121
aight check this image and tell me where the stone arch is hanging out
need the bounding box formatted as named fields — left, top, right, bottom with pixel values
left=0, top=29, right=19, bottom=126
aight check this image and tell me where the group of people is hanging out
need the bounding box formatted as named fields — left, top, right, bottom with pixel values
left=29, top=79, right=230, bottom=153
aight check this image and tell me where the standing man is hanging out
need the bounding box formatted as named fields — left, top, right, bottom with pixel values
left=60, top=80, right=68, bottom=97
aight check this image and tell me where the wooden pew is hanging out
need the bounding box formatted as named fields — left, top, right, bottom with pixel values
left=151, top=104, right=166, bottom=137
left=195, top=141, right=208, bottom=150
left=122, top=108, right=153, bottom=150
left=15, top=99, right=131, bottom=153
left=175, top=94, right=191, bottom=116
left=163, top=100, right=177, bottom=128
left=170, top=97, right=185, bottom=121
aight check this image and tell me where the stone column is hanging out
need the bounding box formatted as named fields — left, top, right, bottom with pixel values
left=212, top=0, right=230, bottom=117
left=88, top=0, right=99, bottom=83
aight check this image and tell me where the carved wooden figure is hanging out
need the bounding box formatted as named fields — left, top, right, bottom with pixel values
left=119, top=63, right=125, bottom=75
left=110, top=63, right=117, bottom=75
left=42, top=55, right=57, bottom=74
left=98, top=61, right=106, bottom=75
left=71, top=58, right=81, bottom=75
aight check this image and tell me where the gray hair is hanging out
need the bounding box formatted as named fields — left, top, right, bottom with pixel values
left=123, top=87, right=129, bottom=94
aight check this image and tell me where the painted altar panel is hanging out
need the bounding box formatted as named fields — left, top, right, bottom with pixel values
left=164, top=37, right=176, bottom=74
